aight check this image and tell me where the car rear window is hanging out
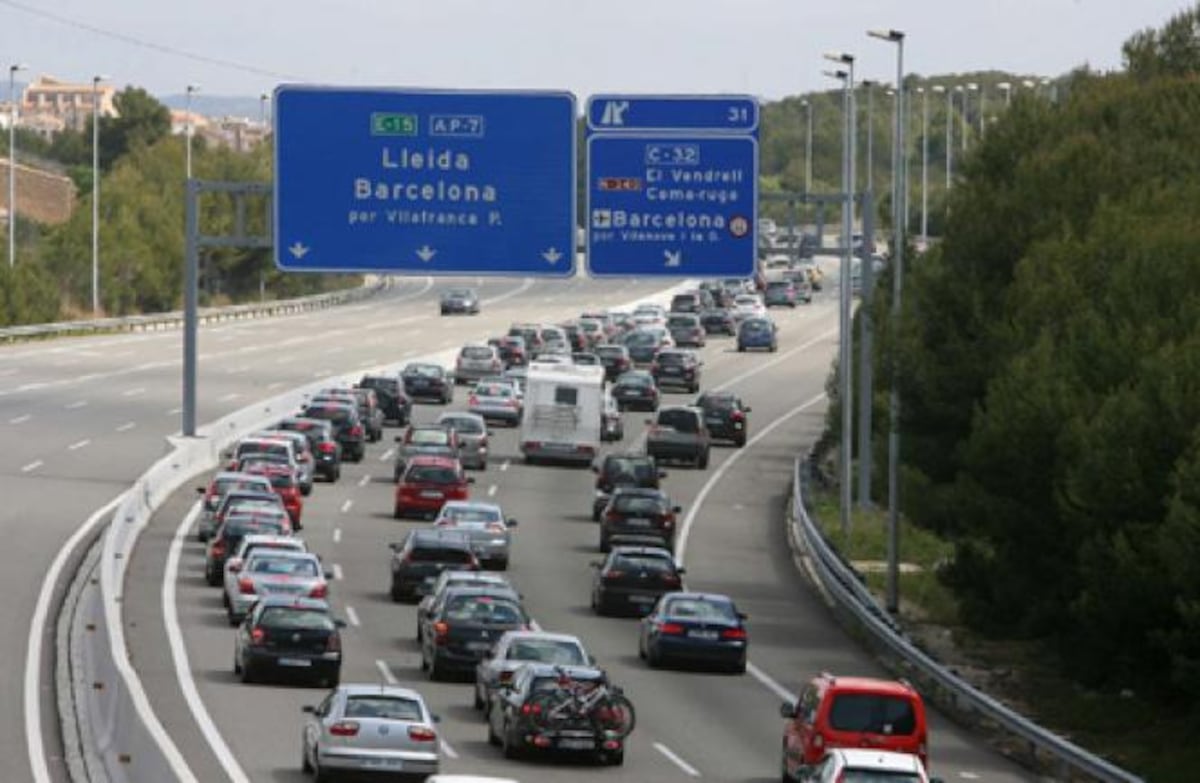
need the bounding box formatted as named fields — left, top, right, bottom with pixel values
left=266, top=473, right=296, bottom=489
left=596, top=346, right=625, bottom=357
left=409, top=429, right=450, bottom=445
left=743, top=320, right=770, bottom=333
left=406, top=365, right=442, bottom=378
left=837, top=772, right=922, bottom=783
left=767, top=281, right=790, bottom=290
left=441, top=506, right=502, bottom=525
left=249, top=557, right=318, bottom=576
left=304, top=406, right=351, bottom=424
left=506, top=639, right=586, bottom=665
left=463, top=346, right=494, bottom=360
left=410, top=545, right=474, bottom=563
left=618, top=373, right=652, bottom=387
left=225, top=515, right=287, bottom=536
left=344, top=696, right=423, bottom=721
left=612, top=554, right=675, bottom=572
left=612, top=494, right=669, bottom=515
left=827, top=693, right=918, bottom=736
left=259, top=607, right=334, bottom=631
left=440, top=417, right=483, bottom=434
left=662, top=597, right=736, bottom=621
left=444, top=595, right=524, bottom=624
left=657, top=409, right=699, bottom=433
left=657, top=353, right=687, bottom=366
left=476, top=383, right=512, bottom=397
left=701, top=396, right=735, bottom=411
left=604, top=457, right=656, bottom=482
left=406, top=465, right=460, bottom=484
left=532, top=675, right=601, bottom=694
left=225, top=497, right=280, bottom=514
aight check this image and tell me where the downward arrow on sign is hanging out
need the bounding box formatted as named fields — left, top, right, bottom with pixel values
left=416, top=245, right=437, bottom=262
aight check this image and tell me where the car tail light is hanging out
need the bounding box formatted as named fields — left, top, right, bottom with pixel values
left=329, top=721, right=358, bottom=737
left=238, top=577, right=256, bottom=595
left=491, top=359, right=501, bottom=370
left=661, top=572, right=681, bottom=585
left=731, top=411, right=745, bottom=422
left=326, top=634, right=341, bottom=653
left=721, top=627, right=748, bottom=640
left=487, top=523, right=507, bottom=533
left=349, top=425, right=364, bottom=438
left=498, top=670, right=514, bottom=684
left=408, top=726, right=437, bottom=742
left=603, top=569, right=625, bottom=580
left=309, top=583, right=327, bottom=599
left=811, top=732, right=824, bottom=750
left=469, top=395, right=479, bottom=407
left=433, top=621, right=449, bottom=643
left=318, top=442, right=336, bottom=454
left=227, top=559, right=243, bottom=573
left=658, top=622, right=686, bottom=635
left=532, top=734, right=552, bottom=748
left=520, top=703, right=542, bottom=716
left=250, top=627, right=267, bottom=645
left=211, top=540, right=227, bottom=558
left=650, top=362, right=659, bottom=373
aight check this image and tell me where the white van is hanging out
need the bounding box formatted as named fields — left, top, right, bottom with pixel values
left=519, top=362, right=605, bottom=466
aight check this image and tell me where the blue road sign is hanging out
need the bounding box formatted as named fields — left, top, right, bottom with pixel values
left=587, top=94, right=759, bottom=133
left=274, top=86, right=576, bottom=275
left=586, top=132, right=758, bottom=278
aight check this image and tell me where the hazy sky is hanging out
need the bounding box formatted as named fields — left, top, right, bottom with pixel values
left=0, top=0, right=1191, bottom=100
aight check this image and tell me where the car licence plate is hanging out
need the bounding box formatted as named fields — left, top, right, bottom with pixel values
left=688, top=630, right=719, bottom=640
left=626, top=518, right=651, bottom=527
left=364, top=758, right=402, bottom=769
left=466, top=641, right=492, bottom=651
left=629, top=594, right=656, bottom=604
left=278, top=657, right=312, bottom=667
left=558, top=738, right=594, bottom=750
left=420, top=490, right=443, bottom=498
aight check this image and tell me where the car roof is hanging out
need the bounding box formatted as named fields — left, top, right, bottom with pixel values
left=442, top=585, right=520, bottom=600
left=338, top=683, right=429, bottom=701
left=440, top=500, right=502, bottom=514
left=245, top=548, right=316, bottom=560
left=656, top=405, right=701, bottom=415
left=240, top=534, right=300, bottom=546
left=410, top=528, right=471, bottom=543
left=213, top=471, right=269, bottom=482
left=254, top=596, right=330, bottom=610
left=406, top=455, right=461, bottom=468
left=437, top=412, right=485, bottom=423
left=611, top=487, right=667, bottom=498
left=817, top=675, right=920, bottom=697
left=610, top=545, right=675, bottom=558
left=661, top=591, right=733, bottom=604
left=829, top=749, right=924, bottom=773
left=513, top=662, right=604, bottom=679
left=498, top=630, right=584, bottom=646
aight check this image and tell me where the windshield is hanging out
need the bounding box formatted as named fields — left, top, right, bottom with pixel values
left=440, top=417, right=483, bottom=434
left=444, top=595, right=524, bottom=624
left=506, top=639, right=586, bottom=665
left=612, top=494, right=668, bottom=514
left=662, top=597, right=737, bottom=621
left=258, top=607, right=333, bottom=631
left=409, top=429, right=450, bottom=445
left=405, top=465, right=461, bottom=484
left=248, top=557, right=318, bottom=576
left=440, top=505, right=503, bottom=525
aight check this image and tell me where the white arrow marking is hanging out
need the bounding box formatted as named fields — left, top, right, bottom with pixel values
left=542, top=247, right=563, bottom=264
left=664, top=249, right=682, bottom=267
left=288, top=241, right=310, bottom=259
left=416, top=245, right=436, bottom=262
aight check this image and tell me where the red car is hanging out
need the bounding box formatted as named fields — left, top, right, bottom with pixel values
left=245, top=463, right=304, bottom=530
left=394, top=455, right=473, bottom=519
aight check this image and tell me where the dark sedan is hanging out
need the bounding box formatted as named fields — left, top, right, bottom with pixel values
left=358, top=374, right=413, bottom=425
left=402, top=363, right=454, bottom=404
left=233, top=596, right=343, bottom=686
left=419, top=587, right=530, bottom=680
left=595, top=344, right=633, bottom=381
left=440, top=287, right=481, bottom=315
left=700, top=308, right=737, bottom=336
left=611, top=370, right=660, bottom=412
left=299, top=402, right=365, bottom=462
left=590, top=546, right=685, bottom=617
left=599, top=487, right=681, bottom=553
left=650, top=349, right=703, bottom=393
left=638, top=592, right=748, bottom=673
left=696, top=390, right=751, bottom=447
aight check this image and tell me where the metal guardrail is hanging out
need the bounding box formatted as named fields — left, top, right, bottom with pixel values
left=0, top=277, right=389, bottom=343
left=789, top=452, right=1144, bottom=783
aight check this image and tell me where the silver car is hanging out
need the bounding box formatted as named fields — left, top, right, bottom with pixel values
left=255, top=429, right=315, bottom=495
left=436, top=412, right=488, bottom=470
left=455, top=343, right=503, bottom=385
left=195, top=473, right=273, bottom=541
left=223, top=550, right=329, bottom=624
left=301, top=685, right=440, bottom=780
left=468, top=380, right=522, bottom=426
left=433, top=501, right=518, bottom=570
left=473, top=630, right=591, bottom=712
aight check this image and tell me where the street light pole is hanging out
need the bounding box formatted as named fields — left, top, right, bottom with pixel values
left=998, top=81, right=1012, bottom=108
left=824, top=66, right=853, bottom=539
left=869, top=26, right=906, bottom=615
left=7, top=63, right=28, bottom=268
left=801, top=99, right=812, bottom=195
left=940, top=86, right=952, bottom=190
left=966, top=83, right=979, bottom=149
left=91, top=74, right=108, bottom=315
left=185, top=83, right=200, bottom=179
left=259, top=93, right=268, bottom=126
left=861, top=80, right=877, bottom=200
left=920, top=84, right=929, bottom=244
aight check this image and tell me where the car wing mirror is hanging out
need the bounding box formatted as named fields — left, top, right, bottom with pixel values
left=673, top=505, right=683, bottom=514
left=676, top=567, right=686, bottom=575
left=779, top=701, right=797, bottom=719
left=744, top=406, right=752, bottom=413
left=737, top=612, right=749, bottom=620
left=196, top=486, right=206, bottom=495
left=466, top=476, right=476, bottom=484
left=658, top=470, right=668, bottom=479
left=394, top=435, right=403, bottom=442
left=334, top=619, right=348, bottom=628
left=388, top=542, right=401, bottom=552
left=302, top=705, right=316, bottom=714
left=431, top=713, right=442, bottom=723
left=324, top=570, right=334, bottom=580
left=589, top=561, right=602, bottom=569
left=507, top=518, right=519, bottom=528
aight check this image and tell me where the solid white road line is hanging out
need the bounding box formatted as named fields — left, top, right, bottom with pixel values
left=357, top=474, right=370, bottom=488
left=333, top=528, right=342, bottom=543
left=676, top=392, right=826, bottom=565
left=218, top=392, right=241, bottom=403
left=380, top=448, right=395, bottom=462
left=332, top=563, right=344, bottom=581
left=116, top=421, right=136, bottom=432
left=653, top=742, right=702, bottom=777
left=26, top=492, right=127, bottom=783
left=487, top=484, right=498, bottom=497
left=345, top=606, right=361, bottom=627
left=340, top=499, right=353, bottom=514
left=66, top=400, right=88, bottom=410
left=747, top=661, right=795, bottom=703
left=440, top=738, right=459, bottom=759
left=167, top=407, right=182, bottom=415
left=21, top=460, right=42, bottom=473
left=67, top=439, right=90, bottom=451
left=9, top=413, right=31, bottom=424
left=375, top=659, right=398, bottom=685
left=266, top=380, right=284, bottom=390
left=164, top=502, right=251, bottom=783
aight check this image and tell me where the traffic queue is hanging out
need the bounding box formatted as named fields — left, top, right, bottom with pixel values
left=189, top=273, right=938, bottom=783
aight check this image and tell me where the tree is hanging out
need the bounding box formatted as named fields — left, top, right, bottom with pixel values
left=98, top=87, right=171, bottom=170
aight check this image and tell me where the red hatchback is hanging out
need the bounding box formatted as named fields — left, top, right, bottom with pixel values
left=394, top=455, right=473, bottom=520
left=245, top=464, right=304, bottom=531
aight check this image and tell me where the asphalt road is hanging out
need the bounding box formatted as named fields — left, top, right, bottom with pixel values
left=123, top=268, right=1037, bottom=783
left=0, top=274, right=663, bottom=783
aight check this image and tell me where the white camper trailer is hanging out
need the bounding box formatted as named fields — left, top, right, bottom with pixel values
left=519, top=362, right=605, bottom=465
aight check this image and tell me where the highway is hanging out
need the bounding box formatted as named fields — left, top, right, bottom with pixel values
left=107, top=267, right=1038, bottom=783
left=0, top=274, right=657, bottom=783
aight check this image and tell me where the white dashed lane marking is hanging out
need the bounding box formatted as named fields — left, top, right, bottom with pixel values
left=67, top=439, right=90, bottom=451
left=653, top=742, right=701, bottom=777
left=66, top=400, right=88, bottom=410
left=21, top=460, right=43, bottom=473
left=9, top=414, right=31, bottom=424
left=340, top=499, right=353, bottom=514
left=116, top=422, right=136, bottom=432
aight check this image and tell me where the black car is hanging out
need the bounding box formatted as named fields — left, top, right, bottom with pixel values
left=700, top=308, right=736, bottom=336
left=572, top=352, right=601, bottom=367
left=388, top=529, right=479, bottom=602
left=275, top=417, right=342, bottom=482
left=487, top=663, right=624, bottom=765
left=358, top=374, right=412, bottom=425
left=595, top=344, right=632, bottom=381
left=666, top=313, right=707, bottom=348
left=696, top=391, right=751, bottom=447
left=351, top=386, right=385, bottom=442
left=623, top=330, right=665, bottom=364
left=300, top=402, right=366, bottom=462
left=419, top=587, right=530, bottom=680
left=489, top=335, right=527, bottom=367
left=650, top=349, right=703, bottom=393
left=440, top=287, right=480, bottom=315
left=233, top=596, right=343, bottom=686
left=590, top=546, right=685, bottom=616
left=560, top=323, right=588, bottom=352
left=205, top=506, right=291, bottom=585
left=599, top=487, right=681, bottom=553
left=592, top=452, right=666, bottom=520
left=611, top=370, right=660, bottom=413
left=402, top=363, right=454, bottom=404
